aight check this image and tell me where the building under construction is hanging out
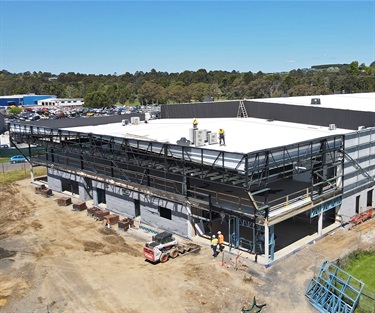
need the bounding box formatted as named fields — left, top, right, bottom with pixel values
left=10, top=92, right=375, bottom=265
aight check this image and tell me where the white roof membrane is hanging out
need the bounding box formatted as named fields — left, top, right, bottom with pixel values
left=64, top=117, right=352, bottom=154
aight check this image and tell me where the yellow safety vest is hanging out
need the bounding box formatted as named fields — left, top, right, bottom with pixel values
left=211, top=238, right=218, bottom=246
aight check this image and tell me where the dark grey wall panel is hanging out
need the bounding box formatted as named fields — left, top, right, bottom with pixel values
left=161, top=101, right=239, bottom=119
left=19, top=113, right=144, bottom=128
left=0, top=113, right=5, bottom=133
left=161, top=100, right=375, bottom=130
left=246, top=101, right=375, bottom=130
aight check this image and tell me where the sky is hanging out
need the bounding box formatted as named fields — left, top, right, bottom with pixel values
left=0, top=1, right=374, bottom=75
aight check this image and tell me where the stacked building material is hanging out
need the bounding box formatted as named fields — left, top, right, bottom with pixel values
left=103, top=214, right=120, bottom=227
left=58, top=197, right=72, bottom=206
left=118, top=217, right=135, bottom=231
left=93, top=210, right=110, bottom=221
left=87, top=207, right=101, bottom=217
left=35, top=184, right=46, bottom=194
left=40, top=188, right=53, bottom=198
left=72, top=201, right=87, bottom=211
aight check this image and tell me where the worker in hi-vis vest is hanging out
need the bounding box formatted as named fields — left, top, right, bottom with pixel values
left=193, top=118, right=198, bottom=129
left=217, top=231, right=224, bottom=252
left=211, top=235, right=218, bottom=257
left=218, top=128, right=225, bottom=146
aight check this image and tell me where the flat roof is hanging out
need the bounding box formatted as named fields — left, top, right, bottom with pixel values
left=0, top=94, right=54, bottom=99
left=253, top=92, right=375, bottom=113
left=64, top=117, right=352, bottom=154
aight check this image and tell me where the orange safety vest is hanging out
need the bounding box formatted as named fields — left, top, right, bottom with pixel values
left=218, top=234, right=224, bottom=244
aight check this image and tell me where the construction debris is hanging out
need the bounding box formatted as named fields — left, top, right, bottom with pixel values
left=103, top=214, right=120, bottom=227
left=72, top=201, right=87, bottom=211
left=349, top=208, right=373, bottom=230
left=40, top=188, right=53, bottom=198
left=93, top=210, right=110, bottom=221
left=57, top=197, right=72, bottom=207
left=87, top=207, right=101, bottom=217
left=118, top=217, right=135, bottom=231
left=34, top=184, right=46, bottom=194
left=242, top=296, right=266, bottom=312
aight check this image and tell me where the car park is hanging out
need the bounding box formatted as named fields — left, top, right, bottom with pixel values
left=10, top=155, right=28, bottom=163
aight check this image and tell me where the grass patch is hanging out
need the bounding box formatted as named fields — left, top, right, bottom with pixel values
left=337, top=250, right=375, bottom=313
left=0, top=167, right=47, bottom=184
left=0, top=158, right=9, bottom=164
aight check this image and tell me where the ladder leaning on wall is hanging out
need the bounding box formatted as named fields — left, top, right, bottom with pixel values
left=237, top=100, right=248, bottom=118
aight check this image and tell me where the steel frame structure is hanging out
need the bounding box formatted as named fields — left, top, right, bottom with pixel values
left=306, top=260, right=364, bottom=313
left=10, top=123, right=345, bottom=260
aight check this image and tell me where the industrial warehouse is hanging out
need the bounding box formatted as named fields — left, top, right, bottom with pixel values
left=9, top=92, right=375, bottom=266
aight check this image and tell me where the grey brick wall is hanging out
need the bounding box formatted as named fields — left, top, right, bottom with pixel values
left=46, top=169, right=190, bottom=237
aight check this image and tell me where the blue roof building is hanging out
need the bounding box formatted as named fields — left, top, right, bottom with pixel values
left=0, top=94, right=56, bottom=107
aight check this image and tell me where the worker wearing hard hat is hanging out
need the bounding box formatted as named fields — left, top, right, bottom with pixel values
left=193, top=118, right=198, bottom=129
left=211, top=235, right=218, bottom=257
left=218, top=128, right=225, bottom=146
left=217, top=231, right=224, bottom=252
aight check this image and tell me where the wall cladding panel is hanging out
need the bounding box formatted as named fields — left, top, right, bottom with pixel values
left=162, top=100, right=375, bottom=130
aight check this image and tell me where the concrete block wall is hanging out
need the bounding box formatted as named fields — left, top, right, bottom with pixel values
left=105, top=185, right=190, bottom=237
left=79, top=178, right=92, bottom=201
left=140, top=201, right=189, bottom=237
left=46, top=169, right=190, bottom=237
left=105, top=186, right=137, bottom=217
left=340, top=188, right=374, bottom=222
left=47, top=168, right=62, bottom=192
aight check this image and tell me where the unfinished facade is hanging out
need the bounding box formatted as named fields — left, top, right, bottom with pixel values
left=10, top=93, right=375, bottom=265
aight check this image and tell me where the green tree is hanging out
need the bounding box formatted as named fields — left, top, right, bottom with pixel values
left=138, top=81, right=164, bottom=104
left=8, top=106, right=22, bottom=114
left=349, top=61, right=360, bottom=75
left=189, top=83, right=207, bottom=102
left=84, top=91, right=108, bottom=108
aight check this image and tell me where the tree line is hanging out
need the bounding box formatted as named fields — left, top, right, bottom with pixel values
left=0, top=61, right=374, bottom=108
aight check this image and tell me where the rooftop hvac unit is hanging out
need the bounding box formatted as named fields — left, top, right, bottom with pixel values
left=358, top=126, right=365, bottom=130
left=122, top=119, right=130, bottom=126
left=131, top=117, right=140, bottom=125
left=194, top=129, right=207, bottom=146
left=207, top=132, right=218, bottom=145
left=329, top=124, right=336, bottom=130
left=189, top=128, right=195, bottom=143
left=311, top=98, right=321, bottom=105
left=195, top=138, right=205, bottom=146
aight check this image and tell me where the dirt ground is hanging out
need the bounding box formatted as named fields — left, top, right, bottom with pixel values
left=0, top=178, right=374, bottom=313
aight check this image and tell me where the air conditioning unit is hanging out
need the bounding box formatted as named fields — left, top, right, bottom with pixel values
left=121, top=119, right=130, bottom=126
left=195, top=138, right=205, bottom=146
left=329, top=124, right=336, bottom=130
left=358, top=126, right=365, bottom=130
left=189, top=128, right=195, bottom=143
left=311, top=98, right=321, bottom=105
left=208, top=132, right=218, bottom=144
left=131, top=117, right=140, bottom=125
left=194, top=129, right=206, bottom=146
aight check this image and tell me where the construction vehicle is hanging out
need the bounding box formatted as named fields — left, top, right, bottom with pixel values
left=143, top=231, right=192, bottom=263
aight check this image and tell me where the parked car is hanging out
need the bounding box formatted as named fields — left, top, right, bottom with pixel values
left=10, top=155, right=28, bottom=163
left=0, top=144, right=9, bottom=149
